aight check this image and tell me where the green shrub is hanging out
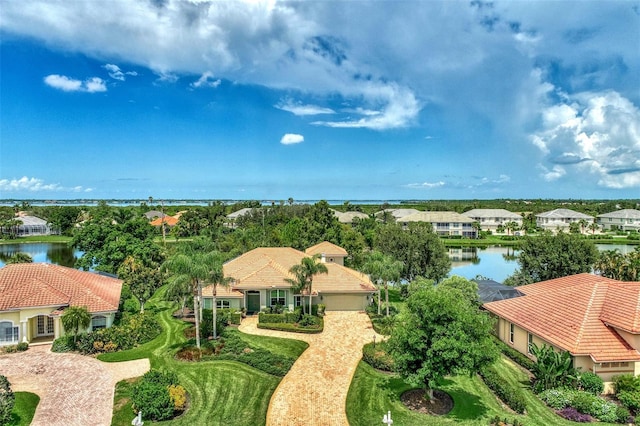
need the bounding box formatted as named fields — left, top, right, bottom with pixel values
left=0, top=375, right=15, bottom=426
left=51, top=335, right=77, bottom=352
left=123, top=297, right=140, bottom=314
left=618, top=390, right=640, bottom=413
left=16, top=342, right=28, bottom=352
left=299, top=314, right=317, bottom=327
left=142, top=370, right=178, bottom=387
left=614, top=374, right=640, bottom=394
left=362, top=342, right=394, bottom=372
left=257, top=322, right=323, bottom=334
left=131, top=380, right=174, bottom=421
left=284, top=309, right=301, bottom=324
left=479, top=365, right=527, bottom=414
left=578, top=371, right=604, bottom=395
left=615, top=405, right=632, bottom=423
left=569, top=389, right=618, bottom=422
left=258, top=313, right=286, bottom=324
left=199, top=309, right=227, bottom=339
left=539, top=388, right=573, bottom=409
left=492, top=336, right=535, bottom=371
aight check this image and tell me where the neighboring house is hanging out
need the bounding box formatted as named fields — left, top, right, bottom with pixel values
left=473, top=279, right=523, bottom=304
left=399, top=211, right=477, bottom=238
left=149, top=215, right=179, bottom=228
left=535, top=208, right=593, bottom=233
left=597, top=209, right=640, bottom=231
left=375, top=208, right=421, bottom=221
left=305, top=241, right=348, bottom=266
left=331, top=209, right=369, bottom=224
left=462, top=209, right=523, bottom=233
left=484, top=273, right=640, bottom=393
left=0, top=263, right=122, bottom=346
left=226, top=207, right=256, bottom=228
left=14, top=215, right=52, bottom=237
left=201, top=243, right=376, bottom=313
left=144, top=210, right=166, bottom=220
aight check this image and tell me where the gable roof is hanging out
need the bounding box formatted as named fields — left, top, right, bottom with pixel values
left=305, top=241, right=348, bottom=257
left=150, top=215, right=179, bottom=226
left=0, top=263, right=123, bottom=313
left=484, top=273, right=640, bottom=362
left=332, top=210, right=369, bottom=224
left=376, top=208, right=421, bottom=219
left=221, top=247, right=375, bottom=293
left=227, top=208, right=255, bottom=220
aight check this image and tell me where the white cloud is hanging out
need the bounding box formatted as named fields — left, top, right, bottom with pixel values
left=280, top=133, right=304, bottom=145
left=405, top=181, right=445, bottom=189
left=531, top=90, right=640, bottom=188
left=103, top=63, right=138, bottom=81
left=0, top=176, right=93, bottom=192
left=191, top=71, right=221, bottom=88
left=44, top=74, right=106, bottom=92
left=275, top=100, right=335, bottom=116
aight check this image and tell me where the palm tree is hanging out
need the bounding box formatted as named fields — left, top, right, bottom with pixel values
left=288, top=255, right=328, bottom=314
left=578, top=218, right=588, bottom=234
left=284, top=268, right=309, bottom=314
left=61, top=306, right=91, bottom=343
left=363, top=251, right=385, bottom=315
left=588, top=222, right=599, bottom=235
left=204, top=254, right=235, bottom=340
left=363, top=251, right=403, bottom=316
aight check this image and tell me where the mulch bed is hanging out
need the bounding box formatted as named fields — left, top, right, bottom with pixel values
left=400, top=389, right=454, bottom=415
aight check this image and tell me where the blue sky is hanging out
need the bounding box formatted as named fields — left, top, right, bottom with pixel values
left=1, top=0, right=639, bottom=201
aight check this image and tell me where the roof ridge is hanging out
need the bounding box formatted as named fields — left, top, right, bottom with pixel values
left=573, top=281, right=604, bottom=351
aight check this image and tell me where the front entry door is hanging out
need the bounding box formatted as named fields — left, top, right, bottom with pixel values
left=247, top=291, right=260, bottom=313
left=36, top=315, right=54, bottom=336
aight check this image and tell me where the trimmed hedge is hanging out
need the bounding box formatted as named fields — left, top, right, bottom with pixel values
left=257, top=318, right=323, bottom=334
left=492, top=336, right=535, bottom=371
left=362, top=342, right=394, bottom=372
left=258, top=313, right=287, bottom=324
left=479, top=365, right=527, bottom=414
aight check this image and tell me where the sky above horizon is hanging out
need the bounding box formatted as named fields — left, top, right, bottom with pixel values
left=1, top=0, right=639, bottom=201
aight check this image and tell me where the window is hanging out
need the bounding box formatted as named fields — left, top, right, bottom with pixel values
left=509, top=323, right=514, bottom=344
left=527, top=333, right=534, bottom=354
left=216, top=300, right=230, bottom=309
left=270, top=289, right=286, bottom=307
left=92, top=316, right=107, bottom=331
left=294, top=295, right=302, bottom=307
left=0, top=321, right=19, bottom=344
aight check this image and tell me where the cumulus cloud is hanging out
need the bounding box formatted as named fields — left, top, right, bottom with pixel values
left=280, top=133, right=304, bottom=145
left=0, top=176, right=92, bottom=192
left=531, top=90, right=640, bottom=188
left=44, top=74, right=107, bottom=92
left=191, top=71, right=221, bottom=88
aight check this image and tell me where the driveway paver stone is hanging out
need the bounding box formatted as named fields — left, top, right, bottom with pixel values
left=239, top=311, right=382, bottom=426
left=0, top=344, right=149, bottom=426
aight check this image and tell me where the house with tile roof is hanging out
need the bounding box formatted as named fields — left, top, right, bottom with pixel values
left=331, top=209, right=369, bottom=225
left=0, top=263, right=123, bottom=346
left=462, top=209, right=523, bottom=233
left=305, top=241, right=348, bottom=266
left=201, top=243, right=376, bottom=313
left=535, top=208, right=594, bottom=233
left=399, top=211, right=478, bottom=238
left=597, top=209, right=640, bottom=231
left=484, top=273, right=640, bottom=393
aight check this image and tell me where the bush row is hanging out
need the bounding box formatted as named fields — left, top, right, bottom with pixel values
left=539, top=388, right=632, bottom=423
left=492, top=336, right=535, bottom=371
left=257, top=321, right=323, bottom=334
left=0, top=375, right=14, bottom=426
left=479, top=365, right=527, bottom=414
left=362, top=342, right=395, bottom=372
left=0, top=342, right=28, bottom=354
left=131, top=370, right=186, bottom=422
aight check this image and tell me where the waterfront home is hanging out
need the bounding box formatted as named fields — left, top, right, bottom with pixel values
left=597, top=209, right=640, bottom=231
left=535, top=208, right=593, bottom=233
left=201, top=243, right=376, bottom=313
left=0, top=263, right=122, bottom=346
left=484, top=273, right=640, bottom=393
left=399, top=211, right=477, bottom=238
left=462, top=209, right=523, bottom=233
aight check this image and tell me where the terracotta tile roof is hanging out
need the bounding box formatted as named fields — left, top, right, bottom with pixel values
left=601, top=282, right=640, bottom=333
left=484, top=274, right=640, bottom=362
left=201, top=285, right=244, bottom=298
left=0, top=263, right=123, bottom=313
left=222, top=247, right=375, bottom=293
left=150, top=215, right=179, bottom=226
left=305, top=241, right=348, bottom=257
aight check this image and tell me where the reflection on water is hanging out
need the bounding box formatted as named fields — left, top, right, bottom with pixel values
left=449, top=246, right=520, bottom=282
left=0, top=243, right=82, bottom=268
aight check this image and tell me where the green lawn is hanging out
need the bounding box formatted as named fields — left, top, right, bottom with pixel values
left=8, top=392, right=40, bottom=426
left=103, top=288, right=308, bottom=425
left=0, top=235, right=72, bottom=244
left=347, top=356, right=621, bottom=426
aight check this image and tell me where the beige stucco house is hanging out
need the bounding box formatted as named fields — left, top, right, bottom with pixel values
left=535, top=208, right=594, bottom=233
left=597, top=209, right=640, bottom=231
left=0, top=263, right=122, bottom=346
left=462, top=209, right=523, bottom=233
left=484, top=273, right=640, bottom=393
left=398, top=211, right=477, bottom=238
left=202, top=243, right=376, bottom=313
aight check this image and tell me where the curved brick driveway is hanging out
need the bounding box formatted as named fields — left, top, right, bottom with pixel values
left=239, top=311, right=382, bottom=426
left=0, top=345, right=149, bottom=426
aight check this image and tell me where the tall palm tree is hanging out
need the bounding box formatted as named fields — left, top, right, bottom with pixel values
left=284, top=268, right=309, bottom=314
left=61, top=305, right=91, bottom=343
left=363, top=251, right=403, bottom=316
left=288, top=255, right=328, bottom=314
left=363, top=251, right=385, bottom=315
left=205, top=255, right=235, bottom=340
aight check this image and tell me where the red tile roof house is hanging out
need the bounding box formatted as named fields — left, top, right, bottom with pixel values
left=484, top=273, right=640, bottom=393
left=0, top=263, right=123, bottom=346
left=201, top=242, right=376, bottom=313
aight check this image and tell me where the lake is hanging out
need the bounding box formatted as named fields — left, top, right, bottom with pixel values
left=0, top=243, right=82, bottom=268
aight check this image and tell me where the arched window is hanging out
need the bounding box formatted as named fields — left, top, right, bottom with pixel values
left=0, top=321, right=19, bottom=344
left=91, top=316, right=107, bottom=331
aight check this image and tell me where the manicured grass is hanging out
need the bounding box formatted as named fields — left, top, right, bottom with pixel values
left=106, top=287, right=308, bottom=425
left=0, top=235, right=72, bottom=244
left=347, top=356, right=621, bottom=426
left=8, top=392, right=40, bottom=426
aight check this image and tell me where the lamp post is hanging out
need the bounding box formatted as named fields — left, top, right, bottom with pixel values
left=382, top=410, right=393, bottom=425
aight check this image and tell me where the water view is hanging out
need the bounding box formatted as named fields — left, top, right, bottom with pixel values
left=0, top=243, right=81, bottom=268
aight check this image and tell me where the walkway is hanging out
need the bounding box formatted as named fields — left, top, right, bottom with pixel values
left=0, top=344, right=150, bottom=426
left=239, top=311, right=382, bottom=426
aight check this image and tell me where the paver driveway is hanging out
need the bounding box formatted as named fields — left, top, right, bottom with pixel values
left=0, top=344, right=149, bottom=426
left=239, top=311, right=382, bottom=426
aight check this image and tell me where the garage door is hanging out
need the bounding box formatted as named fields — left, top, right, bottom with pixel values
left=321, top=294, right=369, bottom=311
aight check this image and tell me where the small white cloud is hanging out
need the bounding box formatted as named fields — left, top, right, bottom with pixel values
left=191, top=71, right=221, bottom=88
left=0, top=176, right=93, bottom=193
left=44, top=74, right=106, bottom=93
left=275, top=100, right=335, bottom=116
left=405, top=181, right=445, bottom=189
left=280, top=133, right=304, bottom=145
left=104, top=64, right=125, bottom=81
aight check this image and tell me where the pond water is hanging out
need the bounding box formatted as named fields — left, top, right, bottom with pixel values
left=0, top=243, right=82, bottom=268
